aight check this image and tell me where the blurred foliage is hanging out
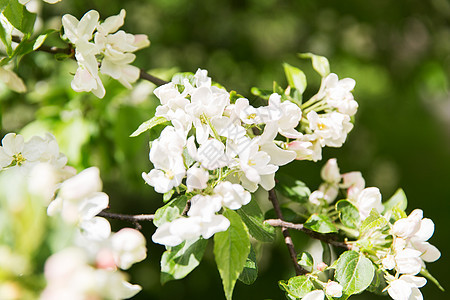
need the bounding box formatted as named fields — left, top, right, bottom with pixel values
left=1, top=0, right=449, bottom=299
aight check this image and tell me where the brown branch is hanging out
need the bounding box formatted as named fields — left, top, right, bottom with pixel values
left=98, top=210, right=155, bottom=230
left=12, top=35, right=168, bottom=87
left=264, top=219, right=351, bottom=250
left=268, top=189, right=308, bottom=276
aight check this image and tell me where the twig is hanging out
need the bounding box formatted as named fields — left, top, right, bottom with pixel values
left=268, top=189, right=308, bottom=276
left=11, top=35, right=168, bottom=87
left=98, top=210, right=155, bottom=230
left=264, top=219, right=351, bottom=250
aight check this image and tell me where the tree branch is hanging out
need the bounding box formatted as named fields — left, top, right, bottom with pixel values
left=264, top=219, right=351, bottom=250
left=97, top=210, right=155, bottom=230
left=268, top=189, right=308, bottom=276
left=12, top=35, right=168, bottom=87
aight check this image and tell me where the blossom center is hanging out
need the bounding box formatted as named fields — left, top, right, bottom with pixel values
left=12, top=153, right=26, bottom=166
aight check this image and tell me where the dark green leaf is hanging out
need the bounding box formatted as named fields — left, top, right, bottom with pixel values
left=264, top=207, right=299, bottom=223
left=367, top=268, right=388, bottom=295
left=130, top=116, right=168, bottom=137
left=237, top=199, right=275, bottom=242
left=160, top=238, right=208, bottom=284
left=279, top=275, right=314, bottom=298
left=238, top=245, right=258, bottom=285
left=383, top=188, right=407, bottom=213
left=304, top=214, right=338, bottom=233
left=283, top=63, right=307, bottom=94
left=214, top=209, right=251, bottom=300
left=250, top=87, right=272, bottom=100
left=153, top=196, right=188, bottom=227
left=335, top=251, right=375, bottom=296
left=321, top=241, right=332, bottom=266
left=336, top=200, right=360, bottom=229
left=275, top=173, right=311, bottom=203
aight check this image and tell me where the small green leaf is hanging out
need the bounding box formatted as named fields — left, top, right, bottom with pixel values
left=321, top=241, right=332, bottom=266
left=237, top=199, right=275, bottom=242
left=130, top=116, right=168, bottom=137
left=279, top=275, right=314, bottom=298
left=160, top=238, right=208, bottom=284
left=336, top=200, right=360, bottom=229
left=298, top=53, right=330, bottom=77
left=304, top=214, right=338, bottom=233
left=163, top=190, right=175, bottom=203
left=238, top=245, right=258, bottom=285
left=297, top=251, right=314, bottom=272
left=383, top=188, right=407, bottom=213
left=214, top=209, right=251, bottom=300
left=360, top=209, right=388, bottom=234
left=275, top=173, right=311, bottom=203
left=335, top=251, right=375, bottom=296
left=153, top=196, right=188, bottom=227
left=420, top=268, right=445, bottom=292
left=250, top=87, right=272, bottom=100
left=283, top=63, right=307, bottom=94
left=33, top=34, right=47, bottom=51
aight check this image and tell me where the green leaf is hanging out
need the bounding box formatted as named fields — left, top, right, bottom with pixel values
left=0, top=23, right=12, bottom=56
left=304, top=214, right=338, bottom=233
left=298, top=53, right=330, bottom=77
left=335, top=251, right=375, bottom=297
left=3, top=0, right=36, bottom=35
left=250, top=87, right=272, bottom=100
left=321, top=241, right=332, bottom=266
left=163, top=190, right=175, bottom=203
left=360, top=209, right=388, bottom=234
left=0, top=0, right=9, bottom=11
left=383, top=188, right=407, bottom=213
left=160, top=238, right=208, bottom=284
left=237, top=199, right=275, bottom=242
left=283, top=63, right=307, bottom=94
left=336, top=200, right=360, bottom=229
left=367, top=268, right=388, bottom=295
left=238, top=245, right=258, bottom=285
left=130, top=116, right=168, bottom=137
left=278, top=275, right=314, bottom=298
left=420, top=267, right=445, bottom=292
left=275, top=173, right=311, bottom=203
left=153, top=196, right=188, bottom=227
left=297, top=251, right=314, bottom=272
left=214, top=209, right=251, bottom=300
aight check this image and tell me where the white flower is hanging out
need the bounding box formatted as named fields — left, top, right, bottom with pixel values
left=214, top=181, right=251, bottom=210
left=317, top=73, right=358, bottom=116
left=257, top=123, right=296, bottom=166
left=302, top=290, right=325, bottom=300
left=309, top=158, right=341, bottom=204
left=196, top=139, right=229, bottom=170
left=321, top=158, right=340, bottom=183
left=354, top=187, right=384, bottom=220
left=387, top=275, right=426, bottom=300
left=394, top=248, right=423, bottom=275
left=110, top=228, right=147, bottom=270
left=259, top=93, right=302, bottom=138
left=237, top=144, right=278, bottom=192
left=0, top=66, right=27, bottom=93
left=382, top=254, right=396, bottom=270
left=47, top=167, right=111, bottom=240
left=186, top=165, right=209, bottom=191
left=341, top=171, right=365, bottom=200
left=287, top=134, right=322, bottom=162
left=307, top=111, right=353, bottom=148
left=325, top=281, right=343, bottom=297
left=392, top=209, right=423, bottom=239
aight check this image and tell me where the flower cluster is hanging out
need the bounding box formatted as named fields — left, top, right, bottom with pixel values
left=309, top=158, right=383, bottom=220
left=287, top=73, right=357, bottom=161
left=141, top=69, right=358, bottom=247
left=62, top=9, right=150, bottom=98
left=308, top=158, right=441, bottom=300
left=382, top=209, right=440, bottom=300
left=0, top=132, right=147, bottom=299
left=45, top=166, right=147, bottom=299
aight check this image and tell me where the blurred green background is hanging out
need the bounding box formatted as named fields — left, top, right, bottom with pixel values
left=1, top=0, right=449, bottom=299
